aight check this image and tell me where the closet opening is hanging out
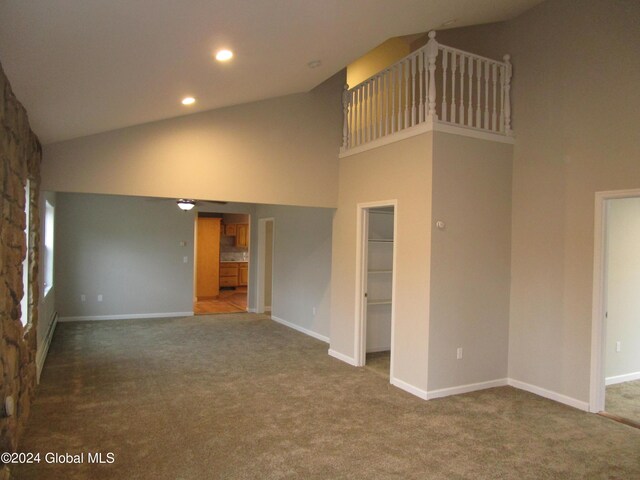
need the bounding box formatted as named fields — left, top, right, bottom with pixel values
left=355, top=201, right=397, bottom=380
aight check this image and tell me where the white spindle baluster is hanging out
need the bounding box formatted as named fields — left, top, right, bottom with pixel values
left=411, top=55, right=417, bottom=126
left=403, top=61, right=409, bottom=128
left=459, top=54, right=465, bottom=125
left=441, top=49, right=448, bottom=121
left=418, top=51, right=424, bottom=123
left=426, top=31, right=438, bottom=119
left=476, top=59, right=481, bottom=128
left=384, top=71, right=389, bottom=136
left=364, top=82, right=368, bottom=142
left=503, top=54, right=512, bottom=135
left=353, top=88, right=358, bottom=146
left=467, top=57, right=473, bottom=127
left=367, top=79, right=375, bottom=141
left=491, top=63, right=497, bottom=131
left=391, top=67, right=396, bottom=133
left=375, top=76, right=380, bottom=138
left=484, top=62, right=490, bottom=128
left=450, top=52, right=457, bottom=123
left=342, top=84, right=349, bottom=149
left=499, top=66, right=505, bottom=133
left=397, top=65, right=403, bottom=130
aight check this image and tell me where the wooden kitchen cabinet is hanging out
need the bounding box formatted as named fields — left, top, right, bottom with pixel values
left=239, top=264, right=248, bottom=286
left=219, top=262, right=238, bottom=287
left=225, top=224, right=237, bottom=236
left=236, top=224, right=249, bottom=247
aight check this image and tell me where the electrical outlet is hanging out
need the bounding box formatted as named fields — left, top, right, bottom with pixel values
left=97, top=294, right=103, bottom=302
left=456, top=347, right=463, bottom=360
left=616, top=341, right=621, bottom=352
left=183, top=256, right=188, bottom=263
left=81, top=294, right=86, bottom=302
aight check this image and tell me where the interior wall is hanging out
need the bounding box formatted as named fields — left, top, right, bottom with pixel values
left=40, top=71, right=344, bottom=209
left=346, top=37, right=410, bottom=88
left=605, top=197, right=640, bottom=380
left=504, top=0, right=640, bottom=402
left=255, top=204, right=334, bottom=339
left=428, top=133, right=513, bottom=391
left=55, top=193, right=195, bottom=318
left=330, top=133, right=433, bottom=393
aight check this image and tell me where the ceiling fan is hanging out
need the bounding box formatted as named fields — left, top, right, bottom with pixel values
left=144, top=196, right=228, bottom=211
left=177, top=198, right=228, bottom=210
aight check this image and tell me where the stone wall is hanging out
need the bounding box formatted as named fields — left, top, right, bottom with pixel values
left=0, top=61, right=42, bottom=478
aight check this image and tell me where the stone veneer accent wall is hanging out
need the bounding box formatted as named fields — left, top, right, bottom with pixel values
left=0, top=62, right=42, bottom=479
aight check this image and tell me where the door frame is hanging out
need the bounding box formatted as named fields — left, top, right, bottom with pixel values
left=256, top=217, right=275, bottom=314
left=354, top=200, right=398, bottom=377
left=590, top=188, right=640, bottom=413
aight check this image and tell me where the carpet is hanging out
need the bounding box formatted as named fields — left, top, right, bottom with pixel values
left=11, top=314, right=640, bottom=479
left=606, top=379, right=640, bottom=425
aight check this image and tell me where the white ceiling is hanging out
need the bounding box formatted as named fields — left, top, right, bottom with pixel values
left=0, top=0, right=541, bottom=145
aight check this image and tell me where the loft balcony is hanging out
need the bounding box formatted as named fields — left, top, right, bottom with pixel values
left=340, top=31, right=514, bottom=157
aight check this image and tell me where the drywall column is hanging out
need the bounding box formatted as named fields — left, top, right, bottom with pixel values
left=330, top=132, right=433, bottom=395
left=428, top=133, right=513, bottom=393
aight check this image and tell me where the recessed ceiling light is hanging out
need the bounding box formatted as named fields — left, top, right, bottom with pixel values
left=307, top=60, right=322, bottom=69
left=181, top=97, right=196, bottom=106
left=215, top=49, right=234, bottom=62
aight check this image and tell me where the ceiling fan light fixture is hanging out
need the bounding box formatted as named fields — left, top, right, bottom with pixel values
left=177, top=199, right=196, bottom=211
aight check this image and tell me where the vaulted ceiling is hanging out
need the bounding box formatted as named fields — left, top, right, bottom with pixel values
left=0, top=0, right=541, bottom=144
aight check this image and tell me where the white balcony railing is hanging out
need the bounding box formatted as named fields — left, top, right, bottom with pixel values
left=341, top=31, right=512, bottom=152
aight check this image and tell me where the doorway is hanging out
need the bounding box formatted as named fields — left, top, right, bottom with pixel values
left=194, top=212, right=250, bottom=314
left=591, top=189, right=640, bottom=428
left=355, top=201, right=397, bottom=380
left=256, top=218, right=275, bottom=314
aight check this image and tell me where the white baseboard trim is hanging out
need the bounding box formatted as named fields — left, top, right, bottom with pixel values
left=328, top=349, right=358, bottom=366
left=508, top=378, right=589, bottom=412
left=391, top=376, right=429, bottom=400
left=248, top=308, right=258, bottom=313
left=270, top=315, right=329, bottom=343
left=58, top=311, right=194, bottom=322
left=36, top=312, right=58, bottom=383
left=427, top=378, right=508, bottom=400
left=605, top=371, right=640, bottom=386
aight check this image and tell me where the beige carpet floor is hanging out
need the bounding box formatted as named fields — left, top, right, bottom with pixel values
left=366, top=351, right=391, bottom=378
left=12, top=314, right=640, bottom=479
left=606, top=379, right=640, bottom=424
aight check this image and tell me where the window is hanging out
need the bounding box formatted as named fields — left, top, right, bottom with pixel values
left=20, top=180, right=31, bottom=326
left=43, top=199, right=54, bottom=296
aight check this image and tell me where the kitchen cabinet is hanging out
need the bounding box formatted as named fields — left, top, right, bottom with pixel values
left=236, top=224, right=249, bottom=247
left=225, top=224, right=237, bottom=236
left=239, top=264, right=248, bottom=286
left=220, top=262, right=239, bottom=287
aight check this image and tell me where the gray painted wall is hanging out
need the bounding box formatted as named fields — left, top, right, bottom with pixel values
left=55, top=193, right=195, bottom=318
left=255, top=204, right=334, bottom=339
left=428, top=133, right=513, bottom=391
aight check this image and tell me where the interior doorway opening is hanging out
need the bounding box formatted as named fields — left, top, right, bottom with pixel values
left=355, top=201, right=397, bottom=380
left=591, top=189, right=640, bottom=429
left=194, top=212, right=250, bottom=314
